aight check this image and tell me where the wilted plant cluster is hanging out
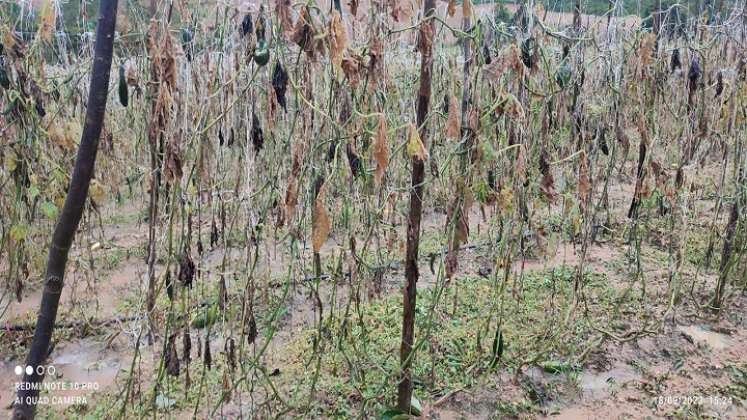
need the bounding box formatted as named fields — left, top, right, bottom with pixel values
left=1, top=0, right=747, bottom=417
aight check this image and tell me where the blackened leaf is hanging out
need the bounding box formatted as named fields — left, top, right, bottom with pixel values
left=118, top=64, right=128, bottom=107
left=670, top=48, right=681, bottom=72
left=521, top=37, right=535, bottom=69
left=165, top=335, right=180, bottom=376
left=272, top=62, right=288, bottom=111
left=346, top=143, right=361, bottom=178
left=246, top=313, right=258, bottom=344
left=178, top=252, right=195, bottom=288
left=183, top=328, right=192, bottom=362
left=688, top=57, right=701, bottom=88
left=204, top=335, right=212, bottom=370
left=165, top=270, right=174, bottom=301
left=251, top=112, right=264, bottom=152
left=597, top=126, right=609, bottom=155
left=241, top=14, right=253, bottom=37
left=0, top=65, right=11, bottom=89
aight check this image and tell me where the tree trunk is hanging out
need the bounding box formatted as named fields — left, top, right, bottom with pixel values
left=397, top=0, right=436, bottom=412
left=12, top=1, right=118, bottom=418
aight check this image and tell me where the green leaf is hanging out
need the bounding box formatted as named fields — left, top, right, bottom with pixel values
left=155, top=394, right=176, bottom=409
left=541, top=360, right=577, bottom=374
left=381, top=409, right=409, bottom=420
left=191, top=306, right=218, bottom=329
left=40, top=201, right=58, bottom=219
left=28, top=186, right=40, bottom=200
left=410, top=396, right=422, bottom=416
left=10, top=224, right=28, bottom=242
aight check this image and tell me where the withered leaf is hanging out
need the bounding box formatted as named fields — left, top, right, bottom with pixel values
left=346, top=142, right=362, bottom=177
left=329, top=12, right=348, bottom=72
left=373, top=114, right=389, bottom=185
left=446, top=95, right=460, bottom=140
left=203, top=335, right=212, bottom=370
left=246, top=312, right=258, bottom=344
left=165, top=334, right=180, bottom=376
left=539, top=149, right=555, bottom=201
left=240, top=14, right=253, bottom=37
left=251, top=112, right=264, bottom=152
left=276, top=0, right=294, bottom=34
left=416, top=21, right=434, bottom=54
left=349, top=0, right=359, bottom=16
left=183, top=328, right=192, bottom=362
left=272, top=62, right=288, bottom=111
left=178, top=252, right=195, bottom=288
left=341, top=54, right=361, bottom=89
left=407, top=124, right=428, bottom=161
left=578, top=152, right=591, bottom=208
left=312, top=192, right=331, bottom=253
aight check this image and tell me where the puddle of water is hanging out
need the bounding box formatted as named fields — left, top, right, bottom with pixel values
left=0, top=336, right=148, bottom=413
left=677, top=325, right=732, bottom=351
left=578, top=362, right=641, bottom=400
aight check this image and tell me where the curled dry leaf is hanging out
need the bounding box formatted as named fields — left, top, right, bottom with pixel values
left=636, top=114, right=650, bottom=146
left=165, top=335, right=180, bottom=377
left=416, top=21, right=434, bottom=55
left=447, top=0, right=457, bottom=17
left=164, top=130, right=183, bottom=183
left=497, top=92, right=524, bottom=120
left=406, top=123, right=428, bottom=161
left=578, top=152, right=591, bottom=210
left=329, top=12, right=348, bottom=72
left=539, top=149, right=555, bottom=201
left=38, top=0, right=56, bottom=43
left=462, top=0, right=472, bottom=18
left=284, top=139, right=306, bottom=224
left=292, top=7, right=325, bottom=60
left=367, top=37, right=384, bottom=92
left=251, top=111, right=264, bottom=152
left=373, top=114, right=389, bottom=185
left=349, top=0, right=359, bottom=16
left=272, top=62, right=288, bottom=111
left=390, top=0, right=401, bottom=21
left=276, top=0, right=294, bottom=34
left=446, top=95, right=460, bottom=140
left=312, top=190, right=331, bottom=253
left=341, top=54, right=361, bottom=89
left=514, top=145, right=527, bottom=182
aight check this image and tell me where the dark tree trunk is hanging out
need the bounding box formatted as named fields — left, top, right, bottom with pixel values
left=397, top=0, right=436, bottom=412
left=12, top=1, right=118, bottom=418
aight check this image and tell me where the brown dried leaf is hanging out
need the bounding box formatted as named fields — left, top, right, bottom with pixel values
left=462, top=0, right=472, bottom=17
left=447, top=0, right=457, bottom=17
left=329, top=12, right=348, bottom=72
left=578, top=152, right=591, bottom=207
left=446, top=95, right=460, bottom=140
left=373, top=114, right=389, bottom=185
left=406, top=123, right=428, bottom=161
left=349, top=0, right=359, bottom=16
left=367, top=37, right=384, bottom=92
left=539, top=149, right=555, bottom=201
left=341, top=54, right=361, bottom=89
left=312, top=191, right=331, bottom=253
left=276, top=0, right=294, bottom=34
left=636, top=114, right=650, bottom=146
left=292, top=7, right=325, bottom=60
left=416, top=21, right=433, bottom=54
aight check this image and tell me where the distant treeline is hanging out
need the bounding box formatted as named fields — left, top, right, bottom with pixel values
left=475, top=0, right=732, bottom=20
left=0, top=0, right=734, bottom=38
